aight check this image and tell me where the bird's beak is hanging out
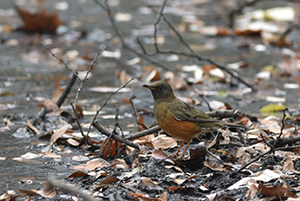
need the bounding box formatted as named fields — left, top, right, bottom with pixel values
left=143, top=84, right=154, bottom=90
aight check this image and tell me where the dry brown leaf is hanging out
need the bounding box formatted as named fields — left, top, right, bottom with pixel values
left=141, top=177, right=161, bottom=190
left=145, top=68, right=161, bottom=82
left=159, top=192, right=167, bottom=201
left=151, top=135, right=177, bottom=150
left=50, top=124, right=70, bottom=144
left=43, top=152, right=61, bottom=158
left=52, top=86, right=65, bottom=103
left=72, top=158, right=110, bottom=171
left=19, top=182, right=56, bottom=198
left=111, top=159, right=128, bottom=169
left=233, top=28, right=261, bottom=36
left=66, top=138, right=80, bottom=146
left=75, top=104, right=84, bottom=119
left=96, top=177, right=119, bottom=188
left=26, top=120, right=39, bottom=135
left=68, top=171, right=88, bottom=178
left=203, top=156, right=232, bottom=171
left=0, top=189, right=17, bottom=200
left=43, top=99, right=63, bottom=116
left=259, top=182, right=297, bottom=198
left=138, top=114, right=147, bottom=131
left=246, top=183, right=259, bottom=199
left=115, top=69, right=133, bottom=84
left=164, top=165, right=183, bottom=173
left=173, top=175, right=197, bottom=185
left=133, top=133, right=154, bottom=143
left=216, top=27, right=231, bottom=36
left=281, top=157, right=300, bottom=174
left=166, top=186, right=179, bottom=191
left=15, top=5, right=62, bottom=33
left=203, top=64, right=216, bottom=73
left=152, top=150, right=168, bottom=159
left=130, top=192, right=162, bottom=201
left=100, top=138, right=124, bottom=159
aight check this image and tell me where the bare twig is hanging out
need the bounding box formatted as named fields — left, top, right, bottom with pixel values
left=235, top=109, right=296, bottom=173
left=42, top=43, right=78, bottom=77
left=148, top=5, right=254, bottom=90
left=94, top=0, right=174, bottom=72
left=48, top=176, right=98, bottom=201
left=74, top=47, right=105, bottom=106
left=70, top=48, right=105, bottom=144
left=87, top=78, right=134, bottom=135
left=153, top=0, right=168, bottom=52
left=99, top=105, right=124, bottom=157
left=92, top=121, right=139, bottom=149
left=235, top=145, right=300, bottom=174
left=56, top=73, right=77, bottom=108
left=129, top=95, right=140, bottom=131
left=125, top=125, right=161, bottom=140
left=136, top=37, right=148, bottom=55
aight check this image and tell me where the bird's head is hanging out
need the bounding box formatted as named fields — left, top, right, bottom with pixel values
left=143, top=81, right=176, bottom=102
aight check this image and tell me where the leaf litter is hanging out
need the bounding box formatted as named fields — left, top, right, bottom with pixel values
left=1, top=0, right=300, bottom=200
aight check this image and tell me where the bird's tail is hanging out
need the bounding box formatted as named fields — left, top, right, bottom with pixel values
left=224, top=122, right=248, bottom=130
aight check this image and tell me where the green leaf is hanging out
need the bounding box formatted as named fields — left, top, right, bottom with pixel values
left=259, top=104, right=286, bottom=113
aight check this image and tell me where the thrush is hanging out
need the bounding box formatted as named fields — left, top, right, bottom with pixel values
left=143, top=81, right=245, bottom=158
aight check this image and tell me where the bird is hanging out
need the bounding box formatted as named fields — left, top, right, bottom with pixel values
left=143, top=80, right=246, bottom=159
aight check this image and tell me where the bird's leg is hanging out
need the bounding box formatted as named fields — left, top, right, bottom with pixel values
left=169, top=140, right=186, bottom=157
left=178, top=141, right=191, bottom=159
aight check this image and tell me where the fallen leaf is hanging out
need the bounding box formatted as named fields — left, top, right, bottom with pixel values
left=19, top=182, right=56, bottom=198
left=43, top=99, right=63, bottom=116
left=68, top=171, right=88, bottom=178
left=26, top=120, right=39, bottom=135
left=151, top=135, right=177, bottom=149
left=259, top=182, right=297, bottom=198
left=152, top=150, right=169, bottom=160
left=50, top=124, right=70, bottom=144
left=259, top=104, right=287, bottom=113
left=141, top=177, right=162, bottom=190
left=72, top=158, right=110, bottom=171
left=111, top=159, right=128, bottom=169
left=52, top=86, right=66, bottom=103
left=0, top=190, right=17, bottom=200
left=94, top=177, right=119, bottom=190
left=15, top=5, right=62, bottom=33
left=100, top=138, right=124, bottom=159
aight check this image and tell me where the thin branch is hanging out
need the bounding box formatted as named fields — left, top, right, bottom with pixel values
left=129, top=95, right=140, bottom=131
left=42, top=43, right=79, bottom=77
left=74, top=47, right=105, bottom=106
left=125, top=125, right=161, bottom=140
left=56, top=73, right=77, bottom=108
left=87, top=78, right=134, bottom=135
left=94, top=0, right=174, bottom=72
left=136, top=37, right=148, bottom=55
left=149, top=5, right=196, bottom=54
left=92, top=121, right=139, bottom=149
left=48, top=176, right=98, bottom=201
left=235, top=145, right=300, bottom=174
left=153, top=0, right=168, bottom=52
left=273, top=108, right=287, bottom=148
left=148, top=6, right=254, bottom=90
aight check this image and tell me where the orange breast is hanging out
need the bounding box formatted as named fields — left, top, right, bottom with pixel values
left=155, top=103, right=201, bottom=141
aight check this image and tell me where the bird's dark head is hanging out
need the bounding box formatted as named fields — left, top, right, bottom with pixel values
left=143, top=81, right=176, bottom=102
